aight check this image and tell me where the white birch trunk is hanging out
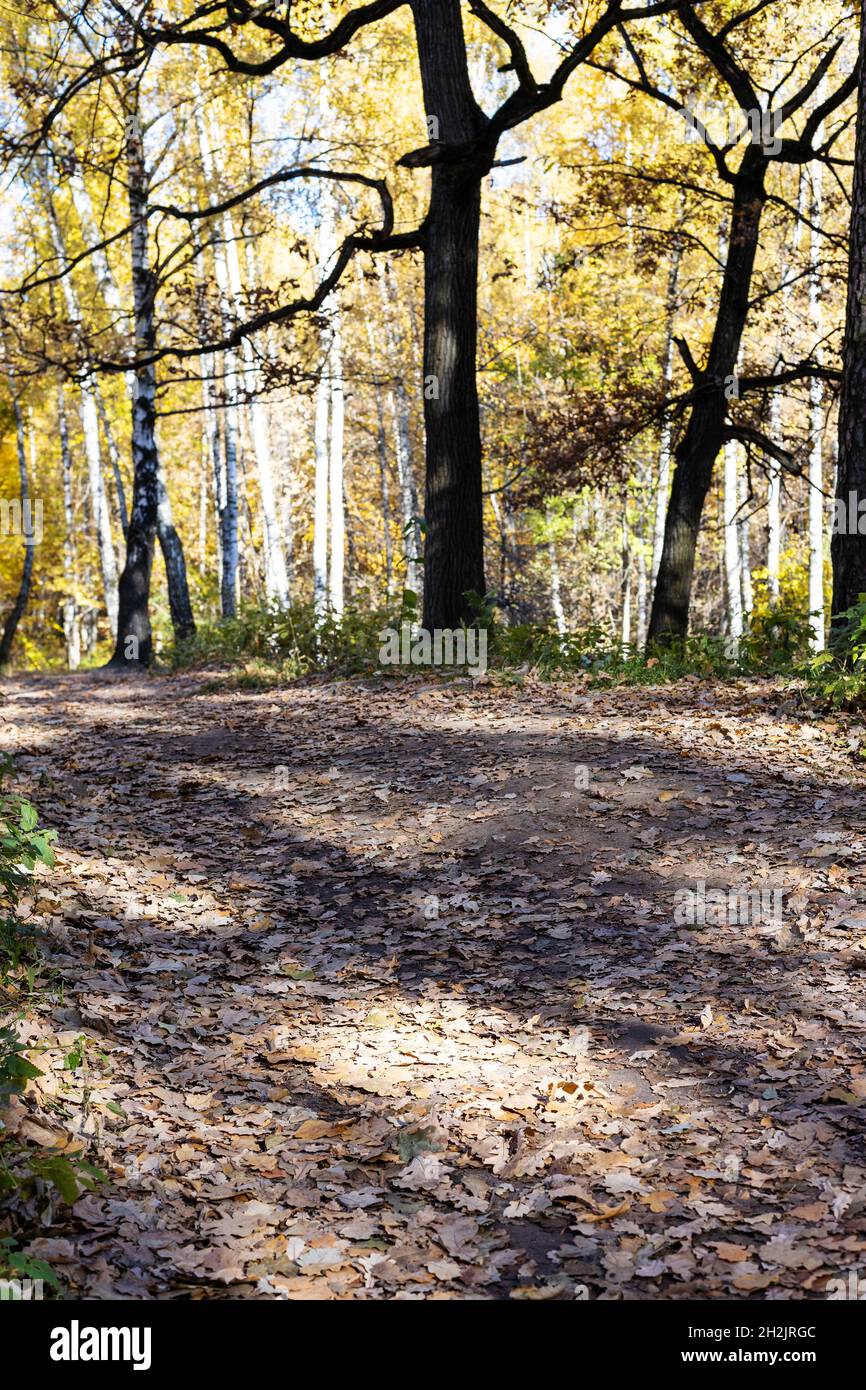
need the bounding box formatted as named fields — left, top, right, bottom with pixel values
left=124, top=95, right=195, bottom=651
left=737, top=466, right=753, bottom=620
left=328, top=302, right=345, bottom=616
left=79, top=386, right=119, bottom=635
left=195, top=109, right=240, bottom=617
left=198, top=441, right=208, bottom=572
left=313, top=348, right=330, bottom=620
left=69, top=168, right=124, bottom=318
left=68, top=161, right=133, bottom=533
left=724, top=440, right=744, bottom=647
left=379, top=262, right=420, bottom=598
left=620, top=502, right=632, bottom=649
left=636, top=469, right=649, bottom=648
left=94, top=386, right=129, bottom=535
left=217, top=351, right=239, bottom=619
left=37, top=171, right=119, bottom=634
left=546, top=505, right=566, bottom=635
left=250, top=233, right=295, bottom=590
left=808, top=156, right=826, bottom=653
left=58, top=385, right=80, bottom=669
left=310, top=132, right=345, bottom=618
left=636, top=546, right=648, bottom=650
left=357, top=263, right=393, bottom=597
left=220, top=212, right=290, bottom=605
left=194, top=231, right=224, bottom=583
left=767, top=387, right=782, bottom=602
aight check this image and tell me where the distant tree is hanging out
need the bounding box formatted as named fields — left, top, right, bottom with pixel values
left=592, top=3, right=855, bottom=643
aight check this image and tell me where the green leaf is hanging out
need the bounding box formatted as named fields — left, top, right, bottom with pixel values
left=31, top=832, right=56, bottom=867
left=9, top=1252, right=60, bottom=1288
left=32, top=1156, right=80, bottom=1203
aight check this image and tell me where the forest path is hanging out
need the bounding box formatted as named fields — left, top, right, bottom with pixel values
left=3, top=669, right=866, bottom=1299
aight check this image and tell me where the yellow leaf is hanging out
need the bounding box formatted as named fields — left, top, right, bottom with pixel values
left=294, top=1119, right=336, bottom=1141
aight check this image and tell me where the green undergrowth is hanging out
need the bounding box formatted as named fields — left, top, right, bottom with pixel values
left=164, top=589, right=866, bottom=711
left=0, top=759, right=104, bottom=1297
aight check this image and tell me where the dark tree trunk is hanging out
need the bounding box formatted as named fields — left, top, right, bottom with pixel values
left=109, top=327, right=158, bottom=667
left=648, top=151, right=767, bottom=643
left=832, top=12, right=866, bottom=628
left=158, top=472, right=196, bottom=641
left=110, top=504, right=156, bottom=667
left=411, top=0, right=488, bottom=630
left=0, top=385, right=35, bottom=667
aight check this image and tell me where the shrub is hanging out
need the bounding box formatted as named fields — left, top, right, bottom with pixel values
left=800, top=594, right=866, bottom=709
left=169, top=595, right=399, bottom=680
left=0, top=762, right=88, bottom=1293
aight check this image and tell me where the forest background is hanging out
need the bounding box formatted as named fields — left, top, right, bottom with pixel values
left=0, top=0, right=860, bottom=689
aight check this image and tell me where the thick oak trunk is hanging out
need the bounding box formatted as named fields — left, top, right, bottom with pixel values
left=832, top=15, right=866, bottom=627
left=412, top=0, right=487, bottom=631
left=420, top=174, right=485, bottom=629
left=651, top=237, right=683, bottom=590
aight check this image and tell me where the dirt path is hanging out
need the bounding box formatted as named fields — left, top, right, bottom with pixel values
left=3, top=670, right=866, bottom=1299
